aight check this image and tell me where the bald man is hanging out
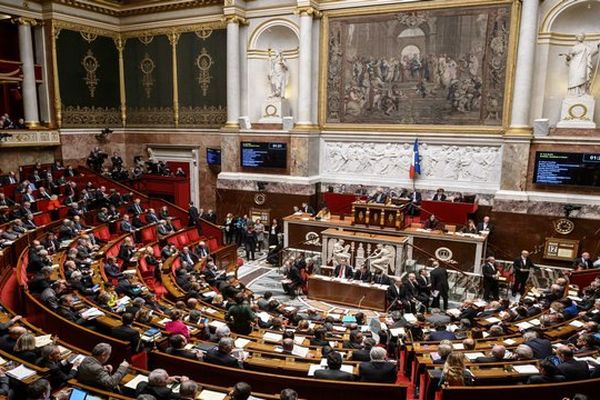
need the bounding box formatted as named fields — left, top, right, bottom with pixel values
left=512, top=250, right=534, bottom=297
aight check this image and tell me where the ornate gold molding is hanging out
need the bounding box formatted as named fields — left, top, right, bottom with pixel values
left=11, top=17, right=38, bottom=26
left=121, top=21, right=226, bottom=39
left=53, top=20, right=118, bottom=39
left=223, top=15, right=248, bottom=25
left=51, top=21, right=62, bottom=128
left=62, top=105, right=120, bottom=127
left=196, top=48, right=214, bottom=96
left=168, top=31, right=180, bottom=128
left=114, top=36, right=127, bottom=127
left=505, top=126, right=533, bottom=137
left=295, top=6, right=322, bottom=18
left=179, top=105, right=227, bottom=127
left=0, top=130, right=60, bottom=147
left=51, top=0, right=222, bottom=17
left=81, top=49, right=100, bottom=98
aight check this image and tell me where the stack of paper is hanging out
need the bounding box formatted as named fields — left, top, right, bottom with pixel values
left=257, top=312, right=271, bottom=324
left=569, top=320, right=584, bottom=328
left=198, top=389, right=227, bottom=400
left=464, top=352, right=485, bottom=361
left=208, top=320, right=227, bottom=329
left=404, top=313, right=417, bottom=323
left=503, top=338, right=517, bottom=346
left=513, top=364, right=539, bottom=374
left=515, top=321, right=533, bottom=330
left=124, top=374, right=148, bottom=389
left=6, top=365, right=36, bottom=381
left=34, top=334, right=53, bottom=348
left=263, top=332, right=283, bottom=343
left=157, top=318, right=172, bottom=325
left=389, top=328, right=405, bottom=337
left=234, top=338, right=250, bottom=349
left=81, top=307, right=105, bottom=320
left=291, top=345, right=310, bottom=358
left=293, top=336, right=306, bottom=345
left=485, top=317, right=501, bottom=323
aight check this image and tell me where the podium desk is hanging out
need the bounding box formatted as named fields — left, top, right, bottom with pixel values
left=307, top=275, right=388, bottom=311
left=420, top=200, right=478, bottom=225
left=352, top=201, right=408, bottom=229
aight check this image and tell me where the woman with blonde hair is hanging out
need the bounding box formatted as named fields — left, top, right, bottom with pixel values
left=440, top=352, right=469, bottom=387
left=14, top=332, right=39, bottom=363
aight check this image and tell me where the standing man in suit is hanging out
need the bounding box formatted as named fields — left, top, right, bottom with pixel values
left=482, top=256, right=500, bottom=301
left=386, top=277, right=404, bottom=311
left=476, top=215, right=494, bottom=234
left=573, top=252, right=593, bottom=270
left=416, top=268, right=431, bottom=308
left=333, top=257, right=353, bottom=279
left=407, top=190, right=422, bottom=216
left=188, top=202, right=199, bottom=227
left=512, top=250, right=534, bottom=297
left=430, top=261, right=449, bottom=310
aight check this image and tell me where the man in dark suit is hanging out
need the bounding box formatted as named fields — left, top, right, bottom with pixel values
left=353, top=264, right=372, bottom=282
left=120, top=215, right=135, bottom=234
left=179, top=247, right=199, bottom=266
left=476, top=215, right=494, bottom=234
left=556, top=345, right=590, bottom=381
left=128, top=198, right=145, bottom=216
left=474, top=344, right=506, bottom=363
left=188, top=202, right=199, bottom=226
left=165, top=334, right=202, bottom=360
left=203, top=337, right=240, bottom=368
left=300, top=202, right=316, bottom=216
left=430, top=261, right=449, bottom=310
left=407, top=190, right=422, bottom=216
left=427, top=322, right=457, bottom=341
left=118, top=237, right=135, bottom=264
left=523, top=331, right=553, bottom=359
left=350, top=338, right=376, bottom=362
left=573, top=252, right=593, bottom=270
left=111, top=313, right=141, bottom=351
left=482, top=256, right=499, bottom=301
left=369, top=187, right=388, bottom=204
left=333, top=258, right=353, bottom=279
left=386, top=277, right=404, bottom=310
left=432, top=188, right=447, bottom=201
left=358, top=347, right=397, bottom=383
left=314, top=351, right=354, bottom=381
left=205, top=209, right=217, bottom=223
left=371, top=269, right=391, bottom=285
left=135, top=368, right=185, bottom=400
left=512, top=250, right=534, bottom=296
left=146, top=209, right=159, bottom=224
left=416, top=269, right=431, bottom=308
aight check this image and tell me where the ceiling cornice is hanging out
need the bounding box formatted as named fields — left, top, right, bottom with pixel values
left=44, top=0, right=224, bottom=17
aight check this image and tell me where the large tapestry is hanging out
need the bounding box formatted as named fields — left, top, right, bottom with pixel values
left=56, top=29, right=120, bottom=127
left=325, top=4, right=512, bottom=126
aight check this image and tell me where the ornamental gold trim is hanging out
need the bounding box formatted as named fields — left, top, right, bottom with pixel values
left=140, top=53, right=156, bottom=99
left=195, top=28, right=213, bottom=40
left=179, top=105, right=227, bottom=128
left=81, top=49, right=100, bottom=98
left=128, top=107, right=175, bottom=127
left=121, top=21, right=226, bottom=39
left=196, top=48, right=214, bottom=96
left=62, top=105, right=120, bottom=127
left=80, top=31, right=98, bottom=43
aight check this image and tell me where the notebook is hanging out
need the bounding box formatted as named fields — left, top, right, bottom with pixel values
left=6, top=364, right=36, bottom=381
left=198, top=390, right=227, bottom=400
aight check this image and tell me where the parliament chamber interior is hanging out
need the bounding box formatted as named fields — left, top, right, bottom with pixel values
left=1, top=0, right=600, bottom=399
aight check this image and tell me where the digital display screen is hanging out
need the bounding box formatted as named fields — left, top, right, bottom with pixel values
left=241, top=142, right=287, bottom=168
left=207, top=148, right=221, bottom=165
left=533, top=152, right=600, bottom=187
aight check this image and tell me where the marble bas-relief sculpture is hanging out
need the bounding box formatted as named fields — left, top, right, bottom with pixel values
left=557, top=33, right=600, bottom=128
left=322, top=141, right=501, bottom=188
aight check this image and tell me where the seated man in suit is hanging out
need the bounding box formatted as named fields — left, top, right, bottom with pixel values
left=120, top=214, right=135, bottom=234
left=111, top=313, right=141, bottom=352
left=315, top=351, right=354, bottom=381
left=474, top=344, right=506, bottom=363
left=432, top=188, right=447, bottom=201
left=423, top=214, right=442, bottom=230
left=476, top=215, right=494, bottom=234
left=369, top=187, right=388, bottom=204
left=165, top=334, right=203, bottom=360
left=527, top=359, right=566, bottom=384
left=358, top=347, right=396, bottom=383
left=135, top=368, right=188, bottom=400
left=522, top=330, right=553, bottom=359
left=350, top=338, right=376, bottom=362
left=427, top=322, right=457, bottom=341
left=556, top=345, right=590, bottom=381
left=353, top=264, right=372, bottom=282
left=204, top=337, right=241, bottom=368
left=333, top=257, right=353, bottom=279
left=77, top=343, right=130, bottom=390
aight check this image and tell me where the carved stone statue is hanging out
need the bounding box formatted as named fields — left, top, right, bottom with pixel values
left=562, top=33, right=600, bottom=97
left=330, top=239, right=351, bottom=266
left=367, top=243, right=392, bottom=273
left=268, top=50, right=288, bottom=99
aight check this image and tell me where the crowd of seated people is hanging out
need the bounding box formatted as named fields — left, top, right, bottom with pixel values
left=0, top=113, right=25, bottom=129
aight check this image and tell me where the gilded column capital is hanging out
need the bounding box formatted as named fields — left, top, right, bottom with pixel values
left=11, top=17, right=38, bottom=26
left=223, top=15, right=248, bottom=25
left=295, top=6, right=322, bottom=18
left=114, top=36, right=126, bottom=52
left=167, top=31, right=181, bottom=47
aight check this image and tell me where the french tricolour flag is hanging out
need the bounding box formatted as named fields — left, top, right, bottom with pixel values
left=409, top=139, right=421, bottom=180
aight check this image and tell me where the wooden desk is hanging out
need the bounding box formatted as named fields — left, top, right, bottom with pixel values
left=352, top=201, right=407, bottom=229
left=307, top=275, right=388, bottom=311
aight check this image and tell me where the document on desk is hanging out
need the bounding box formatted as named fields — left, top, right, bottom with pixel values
left=513, top=365, right=539, bottom=374
left=81, top=307, right=105, bottom=320
left=263, top=332, right=283, bottom=343
left=257, top=312, right=271, bottom=324
left=34, top=334, right=53, bottom=348
left=208, top=320, right=227, bottom=329
left=569, top=320, right=584, bottom=328
left=485, top=317, right=501, bottom=323
left=403, top=313, right=417, bottom=323
left=234, top=338, right=251, bottom=349
left=515, top=321, right=533, bottom=330
left=503, top=338, right=517, bottom=346
left=390, top=328, right=405, bottom=337
left=124, top=374, right=148, bottom=389
left=464, top=352, right=485, bottom=361
left=6, top=364, right=36, bottom=381
left=292, top=345, right=310, bottom=358
left=198, top=389, right=227, bottom=400
left=293, top=336, right=306, bottom=345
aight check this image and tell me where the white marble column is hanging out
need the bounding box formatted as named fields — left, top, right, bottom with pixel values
left=17, top=18, right=40, bottom=127
left=296, top=9, right=314, bottom=126
left=508, top=0, right=539, bottom=133
left=225, top=17, right=242, bottom=128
